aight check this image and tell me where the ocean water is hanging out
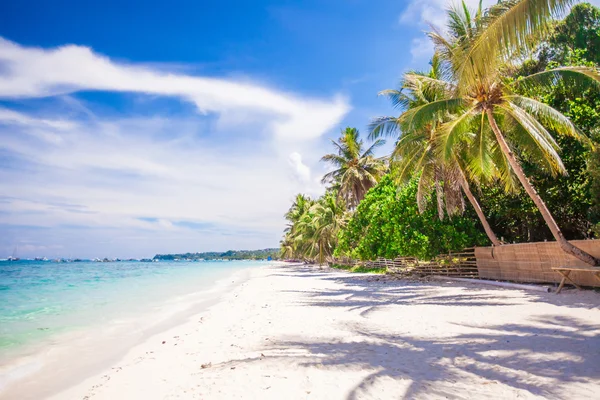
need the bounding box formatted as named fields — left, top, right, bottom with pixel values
left=0, top=259, right=267, bottom=361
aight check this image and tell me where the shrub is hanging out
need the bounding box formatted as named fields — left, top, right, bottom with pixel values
left=335, top=175, right=488, bottom=260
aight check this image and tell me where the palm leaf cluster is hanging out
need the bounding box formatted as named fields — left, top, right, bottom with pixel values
left=280, top=192, right=347, bottom=265
left=321, top=127, right=387, bottom=209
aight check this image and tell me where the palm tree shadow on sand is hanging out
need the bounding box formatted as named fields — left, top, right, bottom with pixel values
left=213, top=267, right=599, bottom=399
left=270, top=314, right=599, bottom=399
left=212, top=313, right=599, bottom=399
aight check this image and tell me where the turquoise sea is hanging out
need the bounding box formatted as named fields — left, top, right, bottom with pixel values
left=0, top=259, right=267, bottom=360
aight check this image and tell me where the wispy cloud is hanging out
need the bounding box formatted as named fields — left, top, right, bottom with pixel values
left=0, top=38, right=350, bottom=257
left=0, top=38, right=349, bottom=140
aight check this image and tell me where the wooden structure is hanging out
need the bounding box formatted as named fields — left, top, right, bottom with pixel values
left=475, top=240, right=600, bottom=288
left=552, top=266, right=600, bottom=293
left=333, top=248, right=479, bottom=278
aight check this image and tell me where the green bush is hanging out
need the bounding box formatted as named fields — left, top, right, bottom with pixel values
left=335, top=176, right=488, bottom=260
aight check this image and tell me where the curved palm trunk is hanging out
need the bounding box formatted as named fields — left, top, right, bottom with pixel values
left=486, top=109, right=599, bottom=266
left=457, top=169, right=502, bottom=246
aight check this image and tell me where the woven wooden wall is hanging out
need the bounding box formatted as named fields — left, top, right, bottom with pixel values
left=475, top=240, right=600, bottom=287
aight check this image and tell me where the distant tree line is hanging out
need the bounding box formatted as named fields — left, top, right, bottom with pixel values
left=153, top=248, right=280, bottom=261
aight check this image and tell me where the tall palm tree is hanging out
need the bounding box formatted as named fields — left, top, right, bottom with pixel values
left=308, top=192, right=348, bottom=266
left=321, top=127, right=387, bottom=209
left=370, top=54, right=504, bottom=246
left=281, top=194, right=314, bottom=259
left=400, top=0, right=600, bottom=265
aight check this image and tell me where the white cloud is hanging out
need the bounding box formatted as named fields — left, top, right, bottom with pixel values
left=0, top=37, right=353, bottom=257
left=288, top=152, right=311, bottom=183
left=400, top=0, right=448, bottom=29
left=0, top=38, right=350, bottom=141
left=0, top=105, right=334, bottom=256
left=410, top=37, right=435, bottom=63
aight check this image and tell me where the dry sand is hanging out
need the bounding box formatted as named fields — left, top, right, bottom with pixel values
left=20, top=264, right=600, bottom=399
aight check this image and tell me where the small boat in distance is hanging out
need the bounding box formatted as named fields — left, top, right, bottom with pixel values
left=8, top=246, right=20, bottom=261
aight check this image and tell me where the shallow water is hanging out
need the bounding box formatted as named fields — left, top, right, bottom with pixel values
left=0, top=259, right=266, bottom=359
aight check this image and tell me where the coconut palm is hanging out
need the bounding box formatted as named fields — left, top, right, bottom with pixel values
left=370, top=53, right=504, bottom=246
left=284, top=194, right=313, bottom=232
left=321, top=127, right=387, bottom=209
left=399, top=0, right=600, bottom=264
left=281, top=194, right=315, bottom=259
left=281, top=191, right=347, bottom=265
left=307, top=192, right=348, bottom=265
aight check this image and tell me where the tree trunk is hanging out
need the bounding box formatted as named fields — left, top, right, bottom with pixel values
left=486, top=109, right=599, bottom=266
left=319, top=241, right=324, bottom=268
left=434, top=166, right=445, bottom=220
left=457, top=169, right=502, bottom=246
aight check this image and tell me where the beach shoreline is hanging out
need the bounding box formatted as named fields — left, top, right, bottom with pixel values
left=0, top=263, right=275, bottom=400
left=5, top=263, right=600, bottom=399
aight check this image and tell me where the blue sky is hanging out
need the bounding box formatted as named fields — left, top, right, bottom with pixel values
left=0, top=0, right=503, bottom=258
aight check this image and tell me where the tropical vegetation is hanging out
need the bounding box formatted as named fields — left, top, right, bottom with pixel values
left=335, top=176, right=488, bottom=260
left=280, top=1, right=600, bottom=267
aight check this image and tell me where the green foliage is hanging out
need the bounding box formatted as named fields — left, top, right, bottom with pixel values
left=549, top=3, right=600, bottom=65
left=336, top=176, right=488, bottom=260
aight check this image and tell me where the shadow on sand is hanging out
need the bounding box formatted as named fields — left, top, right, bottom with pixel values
left=268, top=314, right=600, bottom=399
left=219, top=266, right=600, bottom=398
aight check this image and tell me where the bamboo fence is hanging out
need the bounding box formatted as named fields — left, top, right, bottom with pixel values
left=332, top=248, right=479, bottom=278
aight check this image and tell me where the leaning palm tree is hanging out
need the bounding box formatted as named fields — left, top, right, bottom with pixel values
left=321, top=127, right=387, bottom=209
left=370, top=53, right=505, bottom=246
left=400, top=0, right=600, bottom=265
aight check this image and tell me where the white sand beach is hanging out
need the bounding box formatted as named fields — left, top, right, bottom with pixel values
left=9, top=263, right=600, bottom=400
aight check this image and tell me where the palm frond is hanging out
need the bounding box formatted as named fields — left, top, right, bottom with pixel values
left=515, top=66, right=600, bottom=94
left=465, top=112, right=497, bottom=181
left=390, top=139, right=429, bottom=185
left=499, top=103, right=566, bottom=175
left=400, top=98, right=466, bottom=132
left=504, top=95, right=588, bottom=142
left=403, top=73, right=456, bottom=98
left=456, top=0, right=575, bottom=88
left=368, top=116, right=401, bottom=140
left=436, top=107, right=478, bottom=161
left=378, top=89, right=411, bottom=110
left=320, top=154, right=347, bottom=167
left=361, top=139, right=386, bottom=157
